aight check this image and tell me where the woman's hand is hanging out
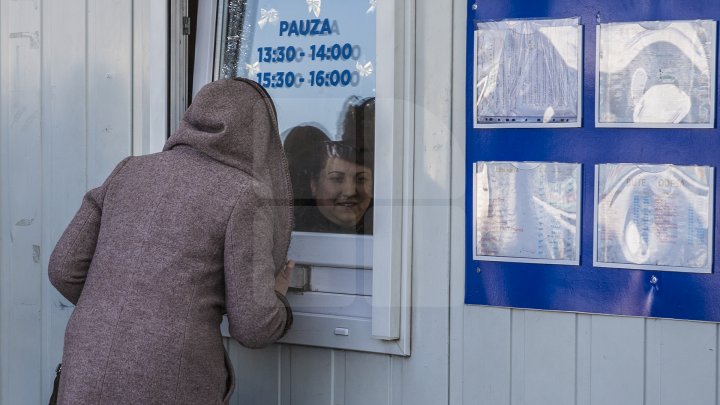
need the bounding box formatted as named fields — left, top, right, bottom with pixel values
left=274, top=261, right=295, bottom=295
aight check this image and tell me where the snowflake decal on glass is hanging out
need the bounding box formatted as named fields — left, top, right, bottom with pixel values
left=258, top=8, right=279, bottom=29
left=246, top=61, right=261, bottom=76
left=307, top=0, right=321, bottom=18
left=356, top=61, right=374, bottom=77
left=367, top=0, right=376, bottom=13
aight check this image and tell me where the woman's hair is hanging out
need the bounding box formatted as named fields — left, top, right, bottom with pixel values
left=338, top=96, right=375, bottom=171
left=315, top=96, right=375, bottom=175
left=283, top=125, right=330, bottom=205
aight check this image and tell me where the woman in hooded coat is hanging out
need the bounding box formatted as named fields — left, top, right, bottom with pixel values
left=48, top=78, right=293, bottom=404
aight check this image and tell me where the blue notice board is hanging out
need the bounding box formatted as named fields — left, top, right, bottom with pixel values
left=465, top=0, right=720, bottom=322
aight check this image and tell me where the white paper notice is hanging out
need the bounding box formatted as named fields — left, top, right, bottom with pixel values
left=474, top=18, right=581, bottom=127
left=597, top=20, right=717, bottom=127
left=594, top=164, right=714, bottom=272
left=474, top=162, right=581, bottom=264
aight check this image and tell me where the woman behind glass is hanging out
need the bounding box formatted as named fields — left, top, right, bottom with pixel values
left=285, top=97, right=375, bottom=234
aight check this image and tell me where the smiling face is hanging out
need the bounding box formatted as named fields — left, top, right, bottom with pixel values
left=311, top=156, right=373, bottom=229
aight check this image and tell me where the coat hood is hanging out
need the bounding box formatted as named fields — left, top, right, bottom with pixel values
left=164, top=78, right=293, bottom=272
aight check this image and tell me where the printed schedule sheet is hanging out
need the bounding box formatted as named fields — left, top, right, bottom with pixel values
left=474, top=162, right=581, bottom=265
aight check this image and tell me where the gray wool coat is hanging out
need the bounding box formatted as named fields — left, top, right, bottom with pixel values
left=49, top=78, right=294, bottom=405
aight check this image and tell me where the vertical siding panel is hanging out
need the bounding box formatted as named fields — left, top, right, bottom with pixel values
left=589, top=315, right=645, bottom=405
left=225, top=340, right=281, bottom=405
left=406, top=0, right=452, bottom=403
left=0, top=0, right=43, bottom=403
left=87, top=0, right=132, bottom=186
left=280, top=344, right=291, bottom=405
left=289, top=346, right=333, bottom=404
left=223, top=340, right=239, bottom=405
left=463, top=306, right=511, bottom=405
left=514, top=310, right=576, bottom=405
left=576, top=315, right=592, bottom=405
left=345, top=352, right=390, bottom=405
left=131, top=0, right=168, bottom=156
left=645, top=318, right=662, bottom=405
left=390, top=355, right=404, bottom=404
left=0, top=0, right=5, bottom=399
left=449, top=0, right=469, bottom=397
left=654, top=320, right=716, bottom=405
left=332, top=350, right=346, bottom=405
left=40, top=0, right=88, bottom=401
left=510, top=310, right=526, bottom=405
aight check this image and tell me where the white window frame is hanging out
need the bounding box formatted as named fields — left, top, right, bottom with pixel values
left=169, top=0, right=190, bottom=136
left=194, top=0, right=414, bottom=356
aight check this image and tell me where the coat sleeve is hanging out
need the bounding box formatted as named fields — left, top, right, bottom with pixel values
left=224, top=192, right=292, bottom=349
left=48, top=157, right=131, bottom=305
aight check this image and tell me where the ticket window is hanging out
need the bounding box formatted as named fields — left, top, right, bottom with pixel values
left=190, top=0, right=411, bottom=355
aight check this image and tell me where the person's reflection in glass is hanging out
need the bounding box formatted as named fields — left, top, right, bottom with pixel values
left=310, top=140, right=374, bottom=233
left=284, top=97, right=375, bottom=234
left=283, top=125, right=330, bottom=210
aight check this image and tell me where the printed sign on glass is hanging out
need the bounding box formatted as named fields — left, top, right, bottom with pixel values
left=218, top=0, right=376, bottom=235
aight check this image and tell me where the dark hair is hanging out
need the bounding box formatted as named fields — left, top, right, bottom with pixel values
left=314, top=97, right=375, bottom=175
left=340, top=97, right=374, bottom=169
left=283, top=125, right=330, bottom=204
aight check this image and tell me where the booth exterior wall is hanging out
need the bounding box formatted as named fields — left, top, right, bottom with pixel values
left=0, top=1, right=165, bottom=403
left=3, top=1, right=720, bottom=404
left=451, top=308, right=720, bottom=405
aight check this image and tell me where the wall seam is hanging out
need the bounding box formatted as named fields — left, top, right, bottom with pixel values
left=447, top=0, right=467, bottom=400
left=130, top=0, right=135, bottom=156
left=643, top=319, right=647, bottom=405
left=84, top=0, right=90, bottom=192
left=574, top=314, right=578, bottom=405
left=330, top=350, right=336, bottom=403
left=715, top=324, right=719, bottom=405
left=446, top=0, right=455, bottom=403
left=38, top=0, right=45, bottom=398
left=589, top=317, right=592, bottom=405
left=0, top=0, right=5, bottom=397
left=509, top=310, right=514, bottom=405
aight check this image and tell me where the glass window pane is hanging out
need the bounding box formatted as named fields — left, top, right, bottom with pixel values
left=218, top=0, right=376, bottom=234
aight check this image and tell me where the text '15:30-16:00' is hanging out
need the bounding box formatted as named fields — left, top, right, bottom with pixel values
left=256, top=70, right=361, bottom=89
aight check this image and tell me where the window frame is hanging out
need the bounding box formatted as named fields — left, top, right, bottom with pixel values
left=195, top=0, right=414, bottom=355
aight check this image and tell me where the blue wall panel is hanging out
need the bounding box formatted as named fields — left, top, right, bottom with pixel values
left=465, top=0, right=720, bottom=321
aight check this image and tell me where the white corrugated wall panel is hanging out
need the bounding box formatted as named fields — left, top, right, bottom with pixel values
left=2, top=1, right=162, bottom=402
left=41, top=0, right=89, bottom=401
left=345, top=351, right=391, bottom=405
left=456, top=309, right=720, bottom=405
left=225, top=343, right=281, bottom=405
left=462, top=306, right=512, bottom=405
left=288, top=346, right=334, bottom=404
left=225, top=342, right=398, bottom=405
left=511, top=311, right=577, bottom=405
left=587, top=315, right=645, bottom=405
left=646, top=319, right=717, bottom=405
left=1, top=0, right=44, bottom=403
left=86, top=0, right=133, bottom=185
